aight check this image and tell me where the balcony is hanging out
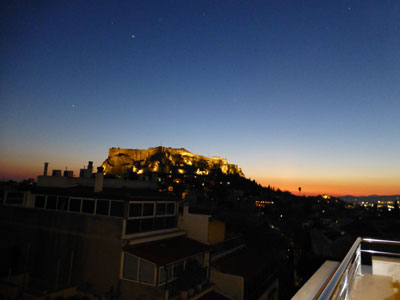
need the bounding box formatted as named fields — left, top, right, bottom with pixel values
left=293, top=237, right=400, bottom=300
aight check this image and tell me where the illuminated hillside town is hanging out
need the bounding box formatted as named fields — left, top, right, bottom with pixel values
left=1, top=147, right=399, bottom=300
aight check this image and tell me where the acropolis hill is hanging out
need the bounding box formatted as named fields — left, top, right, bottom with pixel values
left=101, top=146, right=244, bottom=177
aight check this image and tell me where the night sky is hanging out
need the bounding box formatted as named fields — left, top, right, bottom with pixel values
left=1, top=0, right=399, bottom=196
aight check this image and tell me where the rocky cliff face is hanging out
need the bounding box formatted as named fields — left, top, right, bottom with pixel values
left=101, top=146, right=244, bottom=177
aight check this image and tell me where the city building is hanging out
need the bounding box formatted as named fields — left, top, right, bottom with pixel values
left=1, top=161, right=281, bottom=300
left=0, top=165, right=220, bottom=300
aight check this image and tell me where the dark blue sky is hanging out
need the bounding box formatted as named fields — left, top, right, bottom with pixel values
left=1, top=0, right=399, bottom=195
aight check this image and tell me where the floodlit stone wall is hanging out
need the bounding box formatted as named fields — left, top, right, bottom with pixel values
left=103, top=146, right=244, bottom=177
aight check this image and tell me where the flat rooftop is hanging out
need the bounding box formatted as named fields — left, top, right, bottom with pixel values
left=124, top=237, right=209, bottom=265
left=212, top=247, right=275, bottom=283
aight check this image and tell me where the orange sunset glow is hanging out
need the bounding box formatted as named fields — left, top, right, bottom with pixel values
left=258, top=178, right=400, bottom=197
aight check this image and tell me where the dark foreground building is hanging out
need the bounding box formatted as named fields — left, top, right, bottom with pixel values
left=1, top=163, right=280, bottom=300
left=0, top=176, right=212, bottom=300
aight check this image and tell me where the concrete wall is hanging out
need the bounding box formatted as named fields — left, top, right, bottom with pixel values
left=0, top=205, right=123, bottom=296
left=210, top=270, right=244, bottom=300
left=372, top=256, right=400, bottom=282
left=291, top=260, right=339, bottom=300
left=208, top=220, right=225, bottom=245
left=179, top=208, right=225, bottom=245
left=179, top=206, right=210, bottom=244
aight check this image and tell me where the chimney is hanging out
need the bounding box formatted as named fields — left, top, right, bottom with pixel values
left=43, top=162, right=49, bottom=176
left=94, top=167, right=104, bottom=193
left=88, top=161, right=93, bottom=174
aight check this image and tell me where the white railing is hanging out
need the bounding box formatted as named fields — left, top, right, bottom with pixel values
left=315, top=237, right=400, bottom=300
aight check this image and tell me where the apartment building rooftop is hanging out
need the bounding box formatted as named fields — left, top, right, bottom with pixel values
left=124, top=237, right=209, bottom=265
left=30, top=186, right=178, bottom=201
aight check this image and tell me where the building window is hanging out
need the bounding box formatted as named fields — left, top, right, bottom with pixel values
left=96, top=199, right=110, bottom=215
left=158, top=265, right=173, bottom=284
left=69, top=198, right=81, bottom=212
left=57, top=196, right=69, bottom=211
left=35, top=195, right=46, bottom=208
left=159, top=267, right=167, bottom=284
left=129, top=203, right=142, bottom=217
left=123, top=253, right=138, bottom=281
left=125, top=216, right=178, bottom=235
left=173, top=261, right=184, bottom=278
left=122, top=253, right=155, bottom=285
left=139, top=259, right=155, bottom=284
left=156, top=203, right=166, bottom=215
left=110, top=200, right=124, bottom=217
left=82, top=199, right=95, bottom=214
left=128, top=202, right=176, bottom=218
left=46, top=195, right=57, bottom=210
left=158, top=256, right=206, bottom=286
left=167, top=203, right=175, bottom=215
left=143, top=203, right=154, bottom=216
left=125, top=201, right=178, bottom=235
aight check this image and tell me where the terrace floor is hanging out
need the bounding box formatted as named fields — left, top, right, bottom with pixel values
left=349, top=273, right=399, bottom=300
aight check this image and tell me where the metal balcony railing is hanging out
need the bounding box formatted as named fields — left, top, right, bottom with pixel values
left=315, top=237, right=400, bottom=300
